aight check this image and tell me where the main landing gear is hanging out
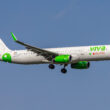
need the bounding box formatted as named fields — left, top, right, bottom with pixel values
left=49, top=64, right=55, bottom=69
left=48, top=64, right=67, bottom=74
left=61, top=68, right=67, bottom=74
left=61, top=64, right=67, bottom=74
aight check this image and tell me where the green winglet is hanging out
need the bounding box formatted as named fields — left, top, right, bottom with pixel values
left=11, top=32, right=17, bottom=41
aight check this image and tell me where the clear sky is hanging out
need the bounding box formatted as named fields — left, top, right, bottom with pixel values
left=0, top=0, right=110, bottom=110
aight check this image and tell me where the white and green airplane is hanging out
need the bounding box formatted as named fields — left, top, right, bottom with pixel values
left=0, top=32, right=109, bottom=73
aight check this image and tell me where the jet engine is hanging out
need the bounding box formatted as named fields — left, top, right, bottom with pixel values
left=71, top=61, right=90, bottom=69
left=53, top=55, right=71, bottom=63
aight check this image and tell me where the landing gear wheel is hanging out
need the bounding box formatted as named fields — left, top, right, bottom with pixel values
left=49, top=64, right=55, bottom=69
left=61, top=68, right=67, bottom=74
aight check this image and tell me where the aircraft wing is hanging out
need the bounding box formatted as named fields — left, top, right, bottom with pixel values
left=11, top=32, right=59, bottom=61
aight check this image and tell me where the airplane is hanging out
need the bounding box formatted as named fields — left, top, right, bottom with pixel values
left=0, top=32, right=109, bottom=73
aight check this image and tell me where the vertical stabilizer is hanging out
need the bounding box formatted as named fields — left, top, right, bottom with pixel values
left=0, top=39, right=10, bottom=52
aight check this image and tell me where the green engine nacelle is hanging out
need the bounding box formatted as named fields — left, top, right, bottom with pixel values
left=54, top=55, right=71, bottom=63
left=71, top=61, right=90, bottom=69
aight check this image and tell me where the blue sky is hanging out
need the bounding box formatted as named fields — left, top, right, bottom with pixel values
left=0, top=0, right=110, bottom=110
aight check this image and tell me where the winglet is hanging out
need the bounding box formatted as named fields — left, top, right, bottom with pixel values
left=11, top=32, right=17, bottom=41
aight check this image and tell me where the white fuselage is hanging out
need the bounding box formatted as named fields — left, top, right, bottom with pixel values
left=2, top=44, right=110, bottom=64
